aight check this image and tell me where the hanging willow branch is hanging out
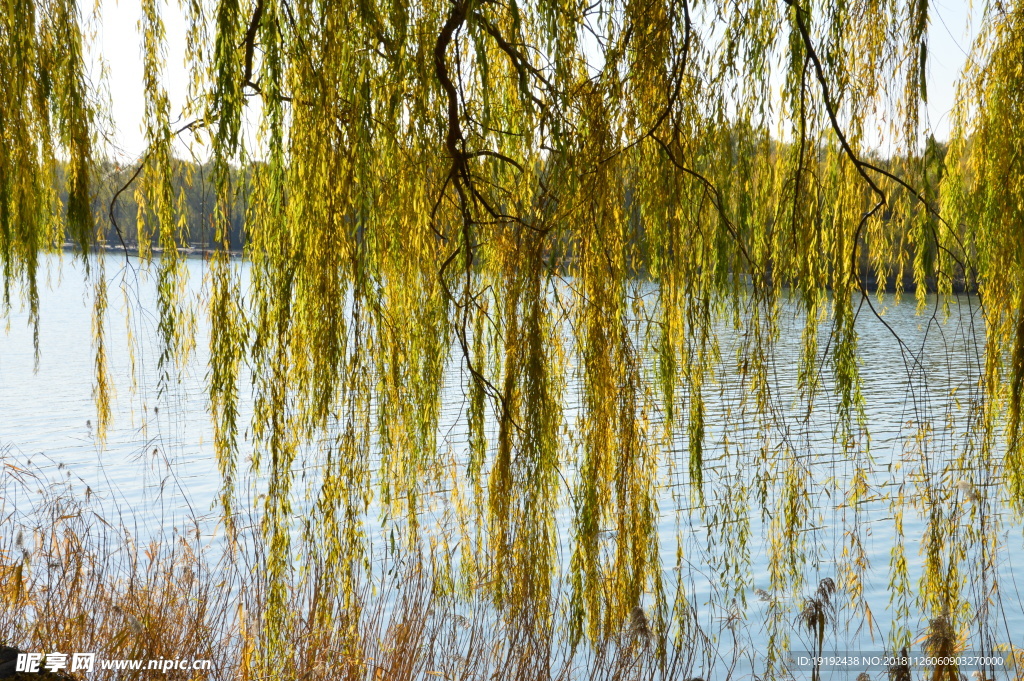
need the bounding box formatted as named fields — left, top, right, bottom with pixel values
left=3, top=0, right=1024, bottom=671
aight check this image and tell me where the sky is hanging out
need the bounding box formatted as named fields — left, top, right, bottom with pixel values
left=91, top=0, right=192, bottom=161
left=920, top=0, right=981, bottom=135
left=90, top=0, right=981, bottom=161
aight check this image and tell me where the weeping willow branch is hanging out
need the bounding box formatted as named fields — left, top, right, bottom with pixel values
left=5, top=0, right=1024, bottom=668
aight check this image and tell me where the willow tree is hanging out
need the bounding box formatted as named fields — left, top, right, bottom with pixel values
left=3, top=0, right=1024, bottom=676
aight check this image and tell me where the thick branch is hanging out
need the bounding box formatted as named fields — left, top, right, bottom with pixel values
left=242, top=0, right=265, bottom=91
left=434, top=1, right=469, bottom=169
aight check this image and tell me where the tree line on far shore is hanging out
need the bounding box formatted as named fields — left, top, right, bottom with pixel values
left=60, top=134, right=951, bottom=282
left=57, top=158, right=251, bottom=252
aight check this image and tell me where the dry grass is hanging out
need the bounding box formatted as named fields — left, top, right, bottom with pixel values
left=1, top=450, right=711, bottom=681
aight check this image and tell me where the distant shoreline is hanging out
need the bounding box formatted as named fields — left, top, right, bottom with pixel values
left=61, top=242, right=245, bottom=259
left=59, top=243, right=977, bottom=294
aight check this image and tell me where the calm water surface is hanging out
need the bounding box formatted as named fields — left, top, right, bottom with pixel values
left=2, top=253, right=1022, bottom=679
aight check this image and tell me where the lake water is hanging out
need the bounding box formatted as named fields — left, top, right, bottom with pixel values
left=2, top=252, right=1022, bottom=680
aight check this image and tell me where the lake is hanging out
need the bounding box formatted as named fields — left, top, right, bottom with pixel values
left=2, top=252, right=1022, bottom=680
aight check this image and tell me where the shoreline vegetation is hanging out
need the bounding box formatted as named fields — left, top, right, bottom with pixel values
left=59, top=135, right=979, bottom=295
left=1, top=457, right=708, bottom=680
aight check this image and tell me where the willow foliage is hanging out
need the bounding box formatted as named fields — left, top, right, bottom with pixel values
left=3, top=0, right=1024, bottom=673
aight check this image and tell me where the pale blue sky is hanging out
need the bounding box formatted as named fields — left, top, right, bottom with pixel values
left=91, top=0, right=980, bottom=161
